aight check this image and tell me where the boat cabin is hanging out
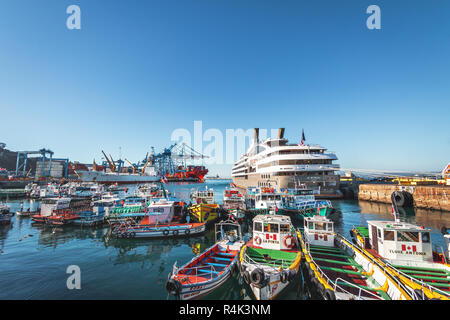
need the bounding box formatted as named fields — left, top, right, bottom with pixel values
left=191, top=188, right=215, bottom=204
left=140, top=199, right=175, bottom=225
left=255, top=188, right=282, bottom=210
left=303, top=216, right=335, bottom=247
left=40, top=198, right=71, bottom=216
left=367, top=220, right=433, bottom=263
left=252, top=214, right=296, bottom=250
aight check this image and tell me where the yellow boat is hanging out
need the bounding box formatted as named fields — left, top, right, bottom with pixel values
left=188, top=203, right=219, bottom=224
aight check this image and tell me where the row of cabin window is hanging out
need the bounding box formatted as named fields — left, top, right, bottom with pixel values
left=306, top=221, right=333, bottom=232
left=254, top=222, right=290, bottom=234
left=377, top=229, right=430, bottom=243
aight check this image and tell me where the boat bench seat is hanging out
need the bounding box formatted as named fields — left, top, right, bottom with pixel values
left=198, top=269, right=220, bottom=275
left=205, top=262, right=228, bottom=267
left=212, top=256, right=233, bottom=261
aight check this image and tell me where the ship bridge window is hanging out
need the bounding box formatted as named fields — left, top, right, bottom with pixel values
left=384, top=230, right=395, bottom=241
left=397, top=231, right=419, bottom=242
left=421, top=232, right=430, bottom=243
left=264, top=223, right=279, bottom=233
left=315, top=222, right=326, bottom=231
left=327, top=223, right=333, bottom=231
left=307, top=222, right=314, bottom=230
left=280, top=224, right=290, bottom=233
left=254, top=222, right=263, bottom=232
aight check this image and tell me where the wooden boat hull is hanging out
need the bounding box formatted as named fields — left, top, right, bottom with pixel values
left=238, top=235, right=302, bottom=300
left=350, top=227, right=450, bottom=300
left=167, top=241, right=244, bottom=300
left=299, top=230, right=413, bottom=300
left=188, top=203, right=219, bottom=224
left=16, top=211, right=38, bottom=217
left=114, top=222, right=206, bottom=239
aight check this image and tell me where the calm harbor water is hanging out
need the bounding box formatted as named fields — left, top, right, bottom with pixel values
left=1, top=179, right=449, bottom=300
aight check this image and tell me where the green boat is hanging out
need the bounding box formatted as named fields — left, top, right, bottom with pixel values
left=238, top=214, right=302, bottom=300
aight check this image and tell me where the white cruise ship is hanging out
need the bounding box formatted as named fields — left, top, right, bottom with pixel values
left=231, top=128, right=342, bottom=198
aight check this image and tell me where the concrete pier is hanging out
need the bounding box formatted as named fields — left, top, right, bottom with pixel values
left=358, top=184, right=450, bottom=212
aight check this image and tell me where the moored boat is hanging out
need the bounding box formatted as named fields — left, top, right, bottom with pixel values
left=188, top=203, right=220, bottom=225
left=222, top=187, right=246, bottom=211
left=73, top=210, right=105, bottom=227
left=238, top=214, right=302, bottom=300
left=278, top=188, right=334, bottom=219
left=349, top=201, right=450, bottom=300
left=190, top=188, right=215, bottom=204
left=0, top=203, right=12, bottom=224
left=113, top=221, right=206, bottom=239
left=16, top=209, right=39, bottom=217
left=166, top=219, right=245, bottom=300
left=300, top=215, right=413, bottom=300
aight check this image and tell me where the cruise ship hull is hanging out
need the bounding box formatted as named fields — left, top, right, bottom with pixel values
left=76, top=170, right=160, bottom=184
left=232, top=173, right=342, bottom=199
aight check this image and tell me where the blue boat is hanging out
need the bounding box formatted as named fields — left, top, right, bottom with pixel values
left=74, top=210, right=105, bottom=227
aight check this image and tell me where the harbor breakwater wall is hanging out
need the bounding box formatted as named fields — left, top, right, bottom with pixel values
left=358, top=184, right=450, bottom=212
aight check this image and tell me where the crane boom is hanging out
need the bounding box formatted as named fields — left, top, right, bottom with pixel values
left=125, top=158, right=137, bottom=174
left=101, top=150, right=116, bottom=172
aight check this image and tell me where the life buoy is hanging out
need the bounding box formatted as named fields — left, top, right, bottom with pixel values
left=184, top=229, right=190, bottom=235
left=283, top=235, right=295, bottom=249
left=254, top=236, right=262, bottom=246
left=173, top=230, right=179, bottom=236
left=163, top=230, right=169, bottom=236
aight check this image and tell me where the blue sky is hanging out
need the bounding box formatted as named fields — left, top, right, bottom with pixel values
left=0, top=0, right=449, bottom=176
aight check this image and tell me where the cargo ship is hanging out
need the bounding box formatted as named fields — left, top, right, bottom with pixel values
left=164, top=165, right=208, bottom=183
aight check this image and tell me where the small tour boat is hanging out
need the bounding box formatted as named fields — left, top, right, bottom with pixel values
left=222, top=187, right=246, bottom=211
left=253, top=188, right=282, bottom=213
left=73, top=210, right=105, bottom=227
left=16, top=209, right=39, bottom=217
left=300, top=215, right=413, bottom=300
left=238, top=214, right=302, bottom=300
left=0, top=204, right=13, bottom=224
left=166, top=219, right=245, bottom=300
left=350, top=201, right=450, bottom=300
left=113, top=221, right=206, bottom=239
left=188, top=203, right=220, bottom=225
left=32, top=197, right=71, bottom=223
left=190, top=187, right=215, bottom=204
left=45, top=210, right=79, bottom=226
left=278, top=188, right=334, bottom=219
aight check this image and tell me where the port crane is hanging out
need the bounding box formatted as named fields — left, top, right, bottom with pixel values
left=144, top=143, right=208, bottom=177
left=98, top=143, right=208, bottom=179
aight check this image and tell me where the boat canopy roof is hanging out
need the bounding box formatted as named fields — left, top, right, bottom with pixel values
left=253, top=214, right=292, bottom=224
left=367, top=220, right=431, bottom=232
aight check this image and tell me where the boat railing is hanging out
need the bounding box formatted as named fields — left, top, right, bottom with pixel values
left=332, top=277, right=383, bottom=300
left=174, top=264, right=219, bottom=284
left=383, top=259, right=450, bottom=299
left=243, top=252, right=290, bottom=270
left=302, top=239, right=364, bottom=299
left=335, top=233, right=418, bottom=300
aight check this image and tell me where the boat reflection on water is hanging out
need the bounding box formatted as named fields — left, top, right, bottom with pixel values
left=358, top=200, right=450, bottom=231
left=33, top=224, right=110, bottom=248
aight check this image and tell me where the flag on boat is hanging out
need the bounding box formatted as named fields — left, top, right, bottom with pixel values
left=300, top=129, right=306, bottom=146
left=401, top=244, right=417, bottom=252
